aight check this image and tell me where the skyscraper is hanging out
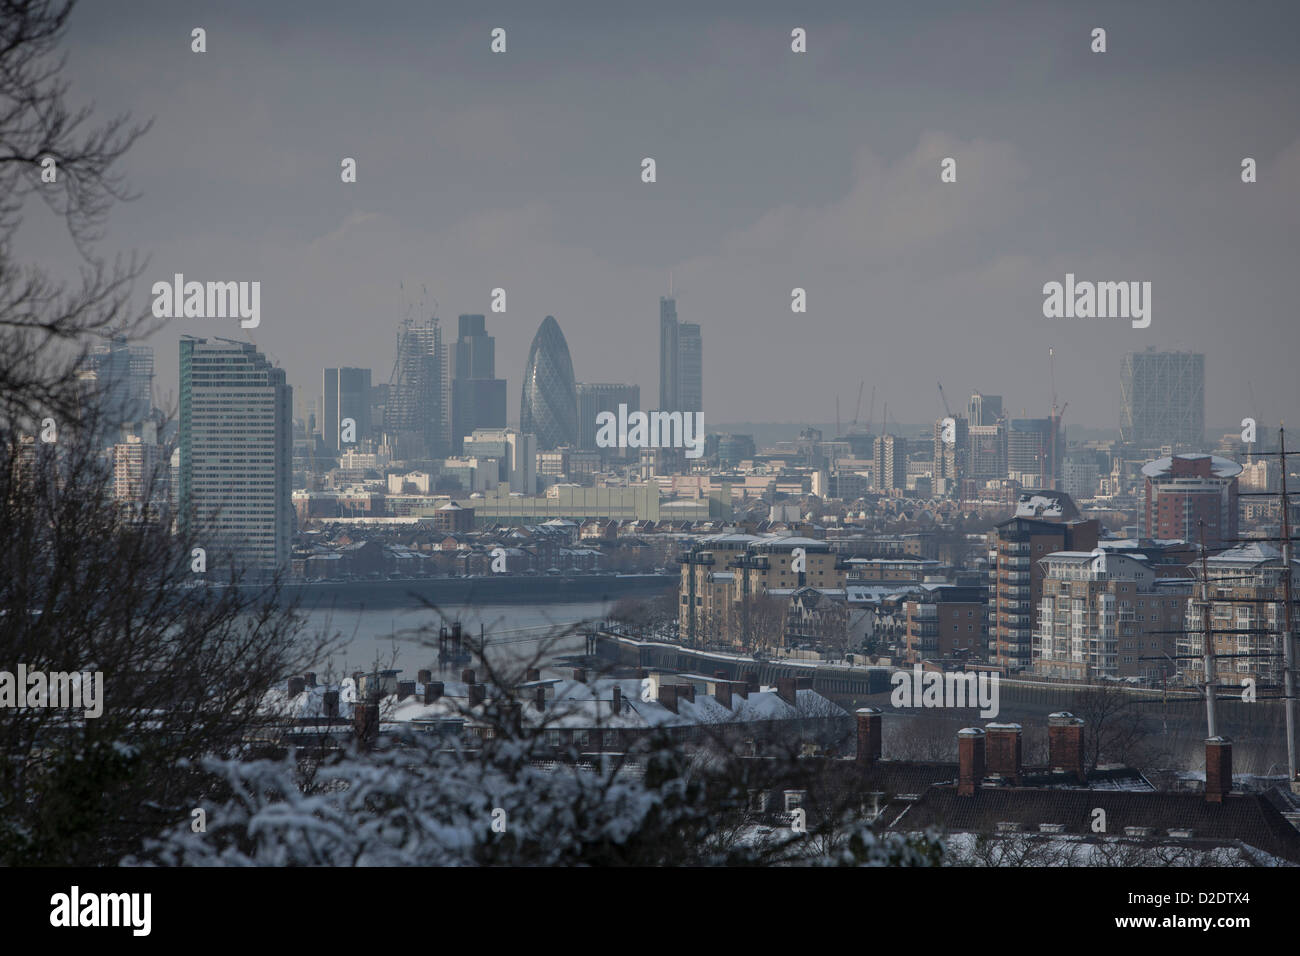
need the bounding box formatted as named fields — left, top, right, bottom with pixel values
left=873, top=434, right=907, bottom=492
left=179, top=337, right=292, bottom=572
left=451, top=314, right=507, bottom=453
left=520, top=315, right=578, bottom=450
left=968, top=392, right=1003, bottom=427
left=82, top=333, right=154, bottom=430
left=576, top=382, right=640, bottom=452
left=387, top=317, right=449, bottom=459
left=322, top=367, right=372, bottom=451
left=1007, top=418, right=1062, bottom=487
left=658, top=296, right=703, bottom=414
left=1120, top=349, right=1205, bottom=449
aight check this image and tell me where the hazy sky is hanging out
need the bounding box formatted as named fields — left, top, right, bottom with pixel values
left=24, top=0, right=1300, bottom=433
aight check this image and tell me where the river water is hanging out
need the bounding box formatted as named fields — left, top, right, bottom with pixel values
left=295, top=600, right=612, bottom=678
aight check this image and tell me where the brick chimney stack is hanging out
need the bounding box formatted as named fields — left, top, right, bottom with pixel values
left=323, top=690, right=339, bottom=718
left=658, top=684, right=679, bottom=714
left=856, top=707, right=882, bottom=764
left=354, top=701, right=380, bottom=747
left=776, top=677, right=798, bottom=706
left=534, top=685, right=545, bottom=711
left=424, top=681, right=444, bottom=705
left=1048, top=712, right=1086, bottom=782
left=304, top=672, right=317, bottom=688
left=526, top=668, right=541, bottom=683
left=1205, top=736, right=1233, bottom=803
left=742, top=670, right=759, bottom=693
left=287, top=676, right=305, bottom=696
left=417, top=669, right=432, bottom=684
left=957, top=727, right=986, bottom=796
left=611, top=685, right=622, bottom=714
left=678, top=683, right=695, bottom=704
left=461, top=668, right=476, bottom=685
left=714, top=681, right=733, bottom=709
left=573, top=667, right=587, bottom=683
left=397, top=680, right=415, bottom=701
left=985, top=723, right=1023, bottom=783
left=468, top=684, right=486, bottom=708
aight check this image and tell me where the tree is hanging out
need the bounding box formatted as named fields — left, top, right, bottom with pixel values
left=0, top=0, right=335, bottom=865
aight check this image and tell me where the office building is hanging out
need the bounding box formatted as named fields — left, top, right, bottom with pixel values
left=322, top=367, right=372, bottom=451
left=968, top=392, right=1003, bottom=427
left=1007, top=418, right=1062, bottom=488
left=1120, top=349, right=1205, bottom=449
left=179, top=337, right=293, bottom=571
left=659, top=295, right=703, bottom=414
left=387, top=317, right=450, bottom=459
left=451, top=314, right=507, bottom=453
left=520, top=315, right=578, bottom=450
left=82, top=333, right=154, bottom=431
left=576, top=382, right=640, bottom=452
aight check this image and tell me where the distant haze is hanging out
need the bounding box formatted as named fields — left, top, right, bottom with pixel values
left=23, top=0, right=1300, bottom=433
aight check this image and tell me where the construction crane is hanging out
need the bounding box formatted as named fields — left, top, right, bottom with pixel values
left=863, top=385, right=876, bottom=435
left=937, top=381, right=953, bottom=418
left=1047, top=348, right=1068, bottom=490
left=852, top=381, right=865, bottom=428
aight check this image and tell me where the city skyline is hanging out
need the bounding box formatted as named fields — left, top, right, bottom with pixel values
left=23, top=0, right=1300, bottom=432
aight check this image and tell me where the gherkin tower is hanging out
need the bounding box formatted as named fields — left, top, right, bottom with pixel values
left=519, top=315, right=578, bottom=450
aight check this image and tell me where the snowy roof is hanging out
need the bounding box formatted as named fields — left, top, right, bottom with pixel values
left=1140, top=454, right=1242, bottom=479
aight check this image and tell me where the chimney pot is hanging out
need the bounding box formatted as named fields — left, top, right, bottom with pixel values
left=957, top=727, right=986, bottom=796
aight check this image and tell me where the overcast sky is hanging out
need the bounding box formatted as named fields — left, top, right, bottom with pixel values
left=24, top=0, right=1300, bottom=434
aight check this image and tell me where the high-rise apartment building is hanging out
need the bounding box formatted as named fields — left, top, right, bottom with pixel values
left=873, top=435, right=907, bottom=492
left=322, top=367, right=372, bottom=451
left=179, top=337, right=292, bottom=572
left=1181, top=542, right=1300, bottom=687
left=1034, top=551, right=1189, bottom=681
left=463, top=427, right=537, bottom=494
left=1141, top=453, right=1241, bottom=548
left=933, top=415, right=969, bottom=490
left=658, top=296, right=702, bottom=414
left=1120, top=349, right=1205, bottom=449
left=451, top=314, right=507, bottom=453
left=987, top=492, right=1098, bottom=671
